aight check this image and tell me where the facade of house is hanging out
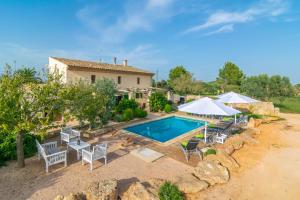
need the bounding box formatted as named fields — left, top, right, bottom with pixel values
left=48, top=57, right=154, bottom=90
left=48, top=57, right=155, bottom=108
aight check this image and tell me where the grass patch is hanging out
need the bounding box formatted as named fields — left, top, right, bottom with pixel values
left=272, top=97, right=300, bottom=114
left=204, top=149, right=216, bottom=156
left=159, top=181, right=184, bottom=200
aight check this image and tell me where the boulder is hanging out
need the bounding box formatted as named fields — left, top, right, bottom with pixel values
left=218, top=144, right=235, bottom=155
left=173, top=175, right=208, bottom=194
left=194, top=160, right=229, bottom=186
left=122, top=182, right=158, bottom=200
left=239, top=132, right=258, bottom=145
left=54, top=193, right=86, bottom=200
left=225, top=136, right=244, bottom=150
left=85, top=179, right=118, bottom=200
left=205, top=150, right=239, bottom=171
left=54, top=195, right=64, bottom=200
left=247, top=118, right=255, bottom=128
left=147, top=178, right=165, bottom=194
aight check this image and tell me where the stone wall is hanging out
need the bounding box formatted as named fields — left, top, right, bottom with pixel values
left=233, top=102, right=280, bottom=116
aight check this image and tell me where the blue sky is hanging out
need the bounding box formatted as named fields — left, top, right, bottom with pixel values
left=0, top=0, right=299, bottom=83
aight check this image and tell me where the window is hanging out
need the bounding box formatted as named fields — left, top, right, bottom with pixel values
left=137, top=77, right=140, bottom=85
left=135, top=93, right=143, bottom=99
left=117, top=76, right=122, bottom=84
left=91, top=75, right=96, bottom=84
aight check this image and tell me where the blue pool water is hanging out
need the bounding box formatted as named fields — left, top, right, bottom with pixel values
left=124, top=116, right=205, bottom=142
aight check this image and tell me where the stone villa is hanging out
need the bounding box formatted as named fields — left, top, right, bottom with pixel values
left=48, top=57, right=155, bottom=108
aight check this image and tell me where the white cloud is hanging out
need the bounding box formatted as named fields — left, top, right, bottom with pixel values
left=76, top=0, right=175, bottom=44
left=204, top=24, right=234, bottom=36
left=183, top=0, right=290, bottom=35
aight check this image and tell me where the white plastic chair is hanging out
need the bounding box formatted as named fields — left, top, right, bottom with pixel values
left=82, top=142, right=108, bottom=171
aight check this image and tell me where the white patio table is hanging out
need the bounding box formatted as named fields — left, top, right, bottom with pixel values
left=67, top=140, right=91, bottom=160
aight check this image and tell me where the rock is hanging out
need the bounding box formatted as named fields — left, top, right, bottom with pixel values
left=122, top=182, right=158, bottom=200
left=247, top=118, right=263, bottom=128
left=205, top=150, right=239, bottom=171
left=147, top=178, right=165, bottom=193
left=54, top=193, right=86, bottom=200
left=218, top=144, right=235, bottom=155
left=146, top=178, right=166, bottom=198
left=64, top=193, right=86, bottom=200
left=173, top=175, right=208, bottom=194
left=239, top=132, right=258, bottom=145
left=247, top=118, right=255, bottom=128
left=225, top=136, right=244, bottom=150
left=194, top=160, right=229, bottom=186
left=54, top=195, right=65, bottom=200
left=249, top=102, right=279, bottom=116
left=85, top=179, right=118, bottom=200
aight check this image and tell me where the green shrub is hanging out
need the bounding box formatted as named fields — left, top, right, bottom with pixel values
left=149, top=92, right=167, bottom=112
left=113, top=114, right=124, bottom=122
left=0, top=131, right=39, bottom=166
left=158, top=181, right=183, bottom=200
left=122, top=108, right=134, bottom=121
left=134, top=108, right=148, bottom=118
left=186, top=99, right=195, bottom=103
left=164, top=104, right=172, bottom=113
left=116, top=98, right=138, bottom=114
left=204, top=149, right=217, bottom=156
left=247, top=114, right=263, bottom=119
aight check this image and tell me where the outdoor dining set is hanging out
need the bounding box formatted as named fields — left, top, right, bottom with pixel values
left=36, top=127, right=108, bottom=172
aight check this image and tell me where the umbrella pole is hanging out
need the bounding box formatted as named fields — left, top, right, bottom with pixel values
left=204, top=122, right=207, bottom=143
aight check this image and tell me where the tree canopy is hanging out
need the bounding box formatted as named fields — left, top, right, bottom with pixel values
left=168, top=65, right=192, bottom=88
left=241, top=74, right=294, bottom=100
left=218, top=62, right=245, bottom=86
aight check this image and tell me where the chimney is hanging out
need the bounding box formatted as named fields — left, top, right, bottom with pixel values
left=123, top=59, right=128, bottom=67
left=113, top=57, right=117, bottom=65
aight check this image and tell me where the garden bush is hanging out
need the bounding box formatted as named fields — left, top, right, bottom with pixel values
left=122, top=108, right=134, bottom=121
left=116, top=98, right=138, bottom=114
left=247, top=113, right=263, bottom=119
left=164, top=104, right=172, bottom=113
left=158, top=181, right=183, bottom=200
left=113, top=114, right=124, bottom=122
left=204, top=148, right=217, bottom=156
left=0, top=131, right=39, bottom=166
left=149, top=92, right=167, bottom=112
left=134, top=108, right=147, bottom=118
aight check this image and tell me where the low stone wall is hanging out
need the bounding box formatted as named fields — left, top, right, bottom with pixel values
left=233, top=102, right=280, bottom=116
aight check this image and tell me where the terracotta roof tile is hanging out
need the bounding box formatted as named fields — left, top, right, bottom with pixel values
left=51, top=57, right=154, bottom=76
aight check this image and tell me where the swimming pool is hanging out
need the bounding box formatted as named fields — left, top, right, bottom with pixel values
left=124, top=116, right=205, bottom=143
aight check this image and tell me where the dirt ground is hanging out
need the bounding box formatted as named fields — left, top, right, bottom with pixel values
left=1, top=113, right=300, bottom=200
left=195, top=113, right=300, bottom=200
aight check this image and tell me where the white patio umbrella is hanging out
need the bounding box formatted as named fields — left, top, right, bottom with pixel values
left=217, top=91, right=260, bottom=104
left=178, top=97, right=241, bottom=143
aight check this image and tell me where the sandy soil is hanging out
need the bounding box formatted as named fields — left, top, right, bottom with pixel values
left=195, top=113, right=300, bottom=200
left=1, top=113, right=300, bottom=200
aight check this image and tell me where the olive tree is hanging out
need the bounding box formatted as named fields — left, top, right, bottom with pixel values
left=67, top=78, right=116, bottom=129
left=0, top=68, right=65, bottom=167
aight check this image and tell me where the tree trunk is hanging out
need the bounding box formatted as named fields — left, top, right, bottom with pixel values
left=16, top=131, right=25, bottom=168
